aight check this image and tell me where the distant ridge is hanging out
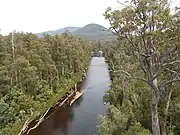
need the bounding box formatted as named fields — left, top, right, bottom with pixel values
left=36, top=23, right=115, bottom=40
left=74, top=23, right=108, bottom=34
left=36, top=27, right=81, bottom=37
left=73, top=23, right=115, bottom=40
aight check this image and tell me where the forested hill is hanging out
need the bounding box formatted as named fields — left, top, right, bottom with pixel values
left=0, top=33, right=91, bottom=135
left=36, top=23, right=115, bottom=40
left=36, top=27, right=80, bottom=37
left=73, top=23, right=115, bottom=40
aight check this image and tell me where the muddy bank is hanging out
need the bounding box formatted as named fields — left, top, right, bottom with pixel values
left=18, top=68, right=88, bottom=135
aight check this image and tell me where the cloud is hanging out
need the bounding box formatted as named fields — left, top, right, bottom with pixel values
left=0, top=0, right=117, bottom=35
left=0, top=0, right=179, bottom=35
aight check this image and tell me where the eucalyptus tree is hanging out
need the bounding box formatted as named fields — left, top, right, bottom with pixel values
left=0, top=32, right=91, bottom=135
left=104, top=0, right=180, bottom=135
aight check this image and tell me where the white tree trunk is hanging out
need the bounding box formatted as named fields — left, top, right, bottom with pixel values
left=151, top=80, right=161, bottom=135
left=162, top=88, right=173, bottom=135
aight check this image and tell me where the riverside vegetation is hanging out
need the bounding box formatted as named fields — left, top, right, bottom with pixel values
left=98, top=0, right=180, bottom=135
left=0, top=32, right=91, bottom=135
left=1, top=0, right=180, bottom=135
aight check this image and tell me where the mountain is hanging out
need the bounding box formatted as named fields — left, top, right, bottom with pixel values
left=36, top=23, right=115, bottom=40
left=73, top=23, right=107, bottom=34
left=73, top=23, right=115, bottom=40
left=36, top=27, right=81, bottom=37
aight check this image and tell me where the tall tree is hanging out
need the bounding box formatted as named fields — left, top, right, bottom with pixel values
left=104, top=0, right=180, bottom=135
left=0, top=32, right=91, bottom=135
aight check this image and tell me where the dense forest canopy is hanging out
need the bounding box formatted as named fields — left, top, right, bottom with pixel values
left=0, top=32, right=91, bottom=135
left=1, top=0, right=180, bottom=135
left=98, top=0, right=180, bottom=135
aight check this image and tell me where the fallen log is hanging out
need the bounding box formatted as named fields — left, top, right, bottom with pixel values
left=18, top=119, right=31, bottom=135
left=18, top=67, right=88, bottom=135
left=26, top=108, right=50, bottom=134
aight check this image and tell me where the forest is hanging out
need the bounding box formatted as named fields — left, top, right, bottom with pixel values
left=0, top=32, right=91, bottom=135
left=1, top=0, right=180, bottom=135
left=98, top=0, right=180, bottom=135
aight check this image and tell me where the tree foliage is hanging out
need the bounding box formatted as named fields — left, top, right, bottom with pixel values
left=0, top=32, right=90, bottom=135
left=98, top=0, right=180, bottom=135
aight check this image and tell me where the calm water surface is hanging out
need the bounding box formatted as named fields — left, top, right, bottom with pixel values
left=29, top=57, right=110, bottom=135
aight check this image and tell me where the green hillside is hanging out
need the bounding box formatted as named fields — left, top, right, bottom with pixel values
left=36, top=23, right=115, bottom=40
left=73, top=23, right=115, bottom=40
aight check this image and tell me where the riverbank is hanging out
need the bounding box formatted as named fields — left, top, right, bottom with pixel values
left=0, top=79, right=79, bottom=135
left=0, top=33, right=92, bottom=135
left=17, top=59, right=90, bottom=135
left=25, top=57, right=110, bottom=135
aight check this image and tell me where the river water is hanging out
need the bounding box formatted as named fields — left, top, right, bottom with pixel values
left=29, top=57, right=110, bottom=135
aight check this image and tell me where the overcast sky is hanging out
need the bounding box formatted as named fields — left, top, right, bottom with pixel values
left=0, top=0, right=179, bottom=35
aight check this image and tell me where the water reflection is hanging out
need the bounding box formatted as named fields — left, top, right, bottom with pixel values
left=72, top=96, right=84, bottom=108
left=29, top=57, right=110, bottom=135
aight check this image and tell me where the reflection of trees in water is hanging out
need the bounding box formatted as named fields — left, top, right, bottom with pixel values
left=60, top=107, right=70, bottom=135
left=52, top=96, right=83, bottom=135
left=72, top=96, right=84, bottom=108
left=52, top=106, right=71, bottom=134
left=29, top=97, right=84, bottom=135
left=80, top=82, right=88, bottom=91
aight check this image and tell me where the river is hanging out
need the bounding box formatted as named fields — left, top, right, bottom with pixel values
left=29, top=57, right=110, bottom=135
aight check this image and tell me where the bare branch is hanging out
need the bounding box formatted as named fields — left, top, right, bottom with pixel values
left=117, top=0, right=135, bottom=8
left=165, top=68, right=180, bottom=75
left=131, top=76, right=150, bottom=84
left=153, top=70, right=164, bottom=80
left=107, top=18, right=126, bottom=39
left=157, top=36, right=180, bottom=46
left=162, top=60, right=180, bottom=67
left=160, top=46, right=178, bottom=61
left=160, top=78, right=180, bottom=88
left=117, top=0, right=129, bottom=7
left=120, top=70, right=150, bottom=85
left=153, top=67, right=180, bottom=80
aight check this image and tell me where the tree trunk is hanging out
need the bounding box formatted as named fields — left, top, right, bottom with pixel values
left=121, top=74, right=126, bottom=106
left=62, top=66, right=64, bottom=75
left=162, top=88, right=173, bottom=135
left=151, top=88, right=161, bottom=135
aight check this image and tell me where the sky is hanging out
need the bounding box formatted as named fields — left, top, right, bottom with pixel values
left=0, top=0, right=118, bottom=35
left=0, top=0, right=179, bottom=35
